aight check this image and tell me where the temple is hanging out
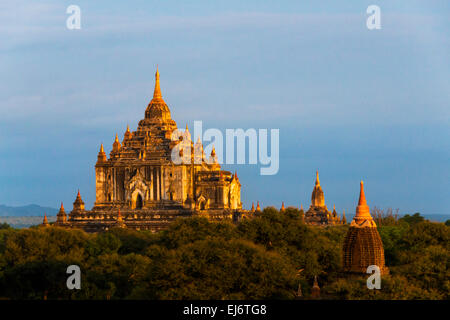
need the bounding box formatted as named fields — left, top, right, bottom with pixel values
left=342, top=181, right=388, bottom=275
left=304, top=171, right=341, bottom=225
left=56, top=67, right=244, bottom=232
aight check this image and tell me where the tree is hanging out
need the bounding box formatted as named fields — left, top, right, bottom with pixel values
left=131, top=238, right=297, bottom=299
left=399, top=212, right=425, bottom=225
left=0, top=222, right=11, bottom=230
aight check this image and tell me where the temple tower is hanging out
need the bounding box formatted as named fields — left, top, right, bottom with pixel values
left=311, top=171, right=325, bottom=207
left=56, top=202, right=67, bottom=224
left=42, top=213, right=49, bottom=227
left=305, top=171, right=339, bottom=225
left=342, top=181, right=388, bottom=275
left=62, top=66, right=243, bottom=232
left=311, top=276, right=321, bottom=299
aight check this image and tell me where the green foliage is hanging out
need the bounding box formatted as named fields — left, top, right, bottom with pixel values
left=399, top=221, right=449, bottom=250
left=85, top=232, right=121, bottom=256
left=0, top=212, right=448, bottom=300
left=0, top=222, right=11, bottom=230
left=399, top=212, right=425, bottom=225
left=131, top=238, right=296, bottom=299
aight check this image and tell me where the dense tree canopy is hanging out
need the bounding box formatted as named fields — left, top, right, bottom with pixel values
left=0, top=209, right=448, bottom=300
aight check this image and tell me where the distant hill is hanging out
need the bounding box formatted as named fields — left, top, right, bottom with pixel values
left=0, top=216, right=57, bottom=229
left=0, top=204, right=58, bottom=217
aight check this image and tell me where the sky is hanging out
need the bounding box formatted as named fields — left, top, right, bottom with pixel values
left=0, top=0, right=449, bottom=216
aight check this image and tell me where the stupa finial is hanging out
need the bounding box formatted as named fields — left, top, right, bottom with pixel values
left=355, top=180, right=371, bottom=218
left=153, top=65, right=162, bottom=99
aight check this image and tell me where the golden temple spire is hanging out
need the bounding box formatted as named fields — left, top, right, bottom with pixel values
left=256, top=201, right=261, bottom=212
left=97, top=143, right=107, bottom=163
left=41, top=212, right=49, bottom=227
left=153, top=65, right=162, bottom=100
left=251, top=202, right=255, bottom=212
left=281, top=202, right=285, bottom=212
left=112, top=133, right=122, bottom=152
left=315, top=170, right=320, bottom=186
left=124, top=125, right=132, bottom=141
left=358, top=181, right=367, bottom=206
left=355, top=180, right=371, bottom=218
left=60, top=202, right=64, bottom=211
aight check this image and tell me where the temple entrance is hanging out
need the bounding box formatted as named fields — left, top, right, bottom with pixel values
left=136, top=194, right=143, bottom=209
left=131, top=191, right=144, bottom=210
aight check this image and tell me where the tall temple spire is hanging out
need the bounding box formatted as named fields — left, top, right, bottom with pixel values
left=145, top=65, right=173, bottom=123
left=124, top=124, right=132, bottom=140
left=97, top=143, right=107, bottom=163
left=42, top=213, right=49, bottom=227
left=358, top=180, right=367, bottom=206
left=56, top=202, right=67, bottom=224
left=73, top=189, right=85, bottom=211
left=112, top=133, right=122, bottom=153
left=355, top=180, right=371, bottom=219
left=310, top=170, right=325, bottom=208
left=153, top=65, right=162, bottom=100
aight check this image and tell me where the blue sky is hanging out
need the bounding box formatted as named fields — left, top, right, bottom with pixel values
left=0, top=1, right=448, bottom=215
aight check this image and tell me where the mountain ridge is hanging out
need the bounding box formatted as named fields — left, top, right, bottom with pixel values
left=0, top=204, right=58, bottom=217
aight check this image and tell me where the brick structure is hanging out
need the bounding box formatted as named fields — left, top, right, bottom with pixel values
left=342, top=181, right=388, bottom=275
left=55, top=67, right=246, bottom=232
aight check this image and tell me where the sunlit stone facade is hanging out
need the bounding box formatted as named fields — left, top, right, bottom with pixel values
left=56, top=68, right=243, bottom=232
left=304, top=171, right=341, bottom=225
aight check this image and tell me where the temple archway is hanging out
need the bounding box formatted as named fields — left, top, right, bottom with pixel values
left=131, top=190, right=144, bottom=210
left=136, top=194, right=143, bottom=209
